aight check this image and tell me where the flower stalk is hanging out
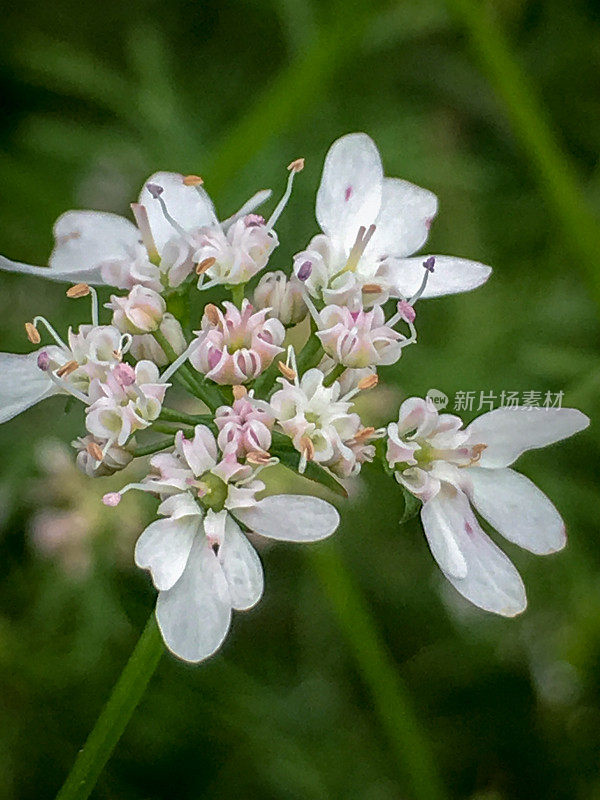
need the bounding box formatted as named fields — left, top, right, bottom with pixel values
left=55, top=614, right=163, bottom=800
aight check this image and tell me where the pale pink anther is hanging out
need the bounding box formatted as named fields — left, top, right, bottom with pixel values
left=102, top=492, right=122, bottom=507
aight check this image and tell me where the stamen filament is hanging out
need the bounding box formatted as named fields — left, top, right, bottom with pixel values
left=46, top=370, right=90, bottom=404
left=131, top=203, right=159, bottom=262
left=266, top=160, right=304, bottom=230
left=160, top=340, right=201, bottom=383
left=32, top=316, right=68, bottom=350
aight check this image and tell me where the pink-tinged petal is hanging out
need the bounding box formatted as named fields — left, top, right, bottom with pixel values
left=218, top=516, right=264, bottom=611
left=388, top=256, right=491, bottom=298
left=50, top=211, right=141, bottom=276
left=233, top=495, right=340, bottom=542
left=465, top=407, right=589, bottom=469
left=0, top=349, right=61, bottom=424
left=156, top=538, right=231, bottom=663
left=135, top=514, right=200, bottom=591
left=466, top=466, right=567, bottom=554
left=366, top=177, right=438, bottom=259
left=421, top=487, right=527, bottom=617
left=139, top=171, right=218, bottom=252
left=316, top=133, right=383, bottom=251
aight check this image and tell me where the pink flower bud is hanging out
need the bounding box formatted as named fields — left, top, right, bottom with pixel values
left=107, top=285, right=166, bottom=334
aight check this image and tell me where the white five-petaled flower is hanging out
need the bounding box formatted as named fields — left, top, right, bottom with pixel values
left=386, top=398, right=589, bottom=616
left=105, top=425, right=339, bottom=662
left=0, top=172, right=272, bottom=290
left=270, top=367, right=363, bottom=474
left=293, top=132, right=491, bottom=308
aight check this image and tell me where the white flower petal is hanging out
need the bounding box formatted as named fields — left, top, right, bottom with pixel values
left=316, top=132, right=383, bottom=251
left=135, top=514, right=200, bottom=591
left=156, top=538, right=231, bottom=663
left=0, top=349, right=60, bottom=424
left=139, top=171, right=218, bottom=252
left=50, top=210, right=141, bottom=278
left=466, top=407, right=589, bottom=468
left=421, top=488, right=527, bottom=617
left=367, top=177, right=438, bottom=259
left=388, top=255, right=491, bottom=298
left=467, top=467, right=566, bottom=554
left=0, top=255, right=107, bottom=285
left=219, top=515, right=264, bottom=611
left=233, top=494, right=340, bottom=542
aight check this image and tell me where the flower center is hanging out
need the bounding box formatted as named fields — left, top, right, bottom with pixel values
left=197, top=471, right=228, bottom=511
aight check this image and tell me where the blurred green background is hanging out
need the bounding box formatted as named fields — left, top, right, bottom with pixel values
left=1, top=0, right=599, bottom=797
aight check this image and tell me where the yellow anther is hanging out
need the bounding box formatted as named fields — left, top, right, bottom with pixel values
left=66, top=283, right=91, bottom=298
left=25, top=322, right=41, bottom=344
left=357, top=374, right=379, bottom=391
left=277, top=361, right=297, bottom=381
left=56, top=360, right=79, bottom=377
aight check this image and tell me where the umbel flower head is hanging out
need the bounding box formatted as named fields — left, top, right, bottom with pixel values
left=0, top=131, right=590, bottom=664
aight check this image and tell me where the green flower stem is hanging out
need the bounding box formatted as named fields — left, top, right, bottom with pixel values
left=230, top=283, right=246, bottom=308
left=153, top=331, right=221, bottom=411
left=445, top=0, right=600, bottom=310
left=322, top=363, right=345, bottom=387
left=150, top=421, right=194, bottom=436
left=159, top=407, right=213, bottom=427
left=133, top=437, right=175, bottom=458
left=55, top=613, right=164, bottom=800
left=308, top=543, right=447, bottom=800
left=296, top=334, right=323, bottom=374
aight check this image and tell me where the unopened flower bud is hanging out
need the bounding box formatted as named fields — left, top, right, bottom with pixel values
left=253, top=270, right=307, bottom=326
left=107, top=285, right=166, bottom=334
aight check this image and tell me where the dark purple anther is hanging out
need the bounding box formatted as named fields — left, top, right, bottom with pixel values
left=345, top=185, right=353, bottom=201
left=297, top=260, right=312, bottom=281
left=423, top=256, right=436, bottom=273
left=146, top=183, right=164, bottom=199
left=244, top=214, right=265, bottom=227
left=37, top=351, right=50, bottom=371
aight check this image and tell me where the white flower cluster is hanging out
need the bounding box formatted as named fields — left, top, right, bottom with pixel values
left=0, top=133, right=589, bottom=661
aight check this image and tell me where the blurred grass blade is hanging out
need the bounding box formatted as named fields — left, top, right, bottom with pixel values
left=309, top=544, right=447, bottom=800
left=55, top=614, right=163, bottom=800
left=445, top=0, right=600, bottom=309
